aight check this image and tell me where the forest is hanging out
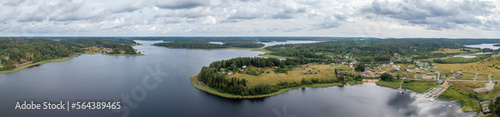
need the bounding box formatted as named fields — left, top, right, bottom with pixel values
left=153, top=42, right=265, bottom=49
left=0, top=37, right=138, bottom=71
left=197, top=57, right=337, bottom=96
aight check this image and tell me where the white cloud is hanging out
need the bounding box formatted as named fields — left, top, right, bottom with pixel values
left=0, top=0, right=499, bottom=38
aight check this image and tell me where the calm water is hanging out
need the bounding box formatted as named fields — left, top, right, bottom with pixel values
left=0, top=40, right=475, bottom=117
left=464, top=43, right=500, bottom=50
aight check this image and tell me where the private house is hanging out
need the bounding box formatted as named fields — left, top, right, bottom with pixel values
left=228, top=71, right=234, bottom=75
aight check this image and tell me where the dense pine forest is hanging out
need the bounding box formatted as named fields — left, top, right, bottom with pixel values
left=0, top=37, right=138, bottom=71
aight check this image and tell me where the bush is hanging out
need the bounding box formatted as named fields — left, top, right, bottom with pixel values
left=380, top=73, right=394, bottom=81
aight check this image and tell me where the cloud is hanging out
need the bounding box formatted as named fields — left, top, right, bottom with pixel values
left=1, top=0, right=25, bottom=6
left=112, top=1, right=150, bottom=13
left=270, top=0, right=308, bottom=19
left=361, top=0, right=499, bottom=30
left=228, top=7, right=265, bottom=19
left=0, top=0, right=499, bottom=38
left=155, top=0, right=209, bottom=9
left=313, top=16, right=342, bottom=29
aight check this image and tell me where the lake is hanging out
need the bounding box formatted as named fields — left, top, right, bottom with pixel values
left=465, top=43, right=500, bottom=50
left=0, top=40, right=475, bottom=117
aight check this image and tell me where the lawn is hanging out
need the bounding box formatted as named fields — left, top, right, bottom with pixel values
left=431, top=48, right=478, bottom=54
left=434, top=57, right=500, bottom=80
left=231, top=64, right=341, bottom=87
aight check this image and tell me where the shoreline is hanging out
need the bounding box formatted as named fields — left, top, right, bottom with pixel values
left=0, top=54, right=77, bottom=74
left=191, top=75, right=481, bottom=112
left=151, top=44, right=261, bottom=50
left=0, top=53, right=143, bottom=74
left=190, top=76, right=362, bottom=99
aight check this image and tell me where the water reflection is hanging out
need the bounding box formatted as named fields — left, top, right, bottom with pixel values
left=0, top=40, right=477, bottom=117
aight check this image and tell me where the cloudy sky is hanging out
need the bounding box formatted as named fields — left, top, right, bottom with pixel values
left=1, top=0, right=499, bottom=38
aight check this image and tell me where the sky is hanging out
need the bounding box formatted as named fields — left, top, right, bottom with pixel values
left=0, top=0, right=499, bottom=38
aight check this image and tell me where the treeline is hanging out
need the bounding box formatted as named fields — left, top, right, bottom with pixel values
left=264, top=39, right=500, bottom=61
left=208, top=57, right=329, bottom=71
left=0, top=38, right=74, bottom=70
left=61, top=38, right=137, bottom=54
left=222, top=42, right=264, bottom=48
left=153, top=42, right=264, bottom=49
left=197, top=57, right=336, bottom=96
left=0, top=38, right=138, bottom=71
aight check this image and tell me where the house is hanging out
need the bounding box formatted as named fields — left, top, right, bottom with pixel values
left=228, top=71, right=234, bottom=75
left=437, top=80, right=443, bottom=84
left=341, top=71, right=346, bottom=74
left=242, top=66, right=247, bottom=69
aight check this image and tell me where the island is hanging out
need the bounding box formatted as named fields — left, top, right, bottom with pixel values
left=0, top=37, right=143, bottom=74
left=191, top=38, right=500, bottom=113
left=153, top=42, right=265, bottom=49
left=494, top=44, right=500, bottom=47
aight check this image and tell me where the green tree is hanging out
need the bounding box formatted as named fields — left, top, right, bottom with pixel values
left=355, top=63, right=365, bottom=72
left=354, top=75, right=362, bottom=81
left=380, top=73, right=394, bottom=81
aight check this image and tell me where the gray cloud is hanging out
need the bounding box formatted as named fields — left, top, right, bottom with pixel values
left=361, top=0, right=498, bottom=30
left=1, top=0, right=25, bottom=6
left=0, top=0, right=499, bottom=37
left=112, top=1, right=150, bottom=13
left=228, top=7, right=265, bottom=19
left=155, top=0, right=209, bottom=9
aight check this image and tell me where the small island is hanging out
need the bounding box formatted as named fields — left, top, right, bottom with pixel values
left=153, top=42, right=265, bottom=49
left=0, top=38, right=143, bottom=74
left=494, top=44, right=500, bottom=47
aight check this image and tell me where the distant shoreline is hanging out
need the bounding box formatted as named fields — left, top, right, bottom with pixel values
left=0, top=53, right=143, bottom=74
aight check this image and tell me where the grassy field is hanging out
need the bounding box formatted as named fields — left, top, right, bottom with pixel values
left=435, top=57, right=500, bottom=80
left=431, top=48, right=478, bottom=53
left=376, top=80, right=436, bottom=93
left=0, top=54, right=77, bottom=74
left=231, top=64, right=341, bottom=87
